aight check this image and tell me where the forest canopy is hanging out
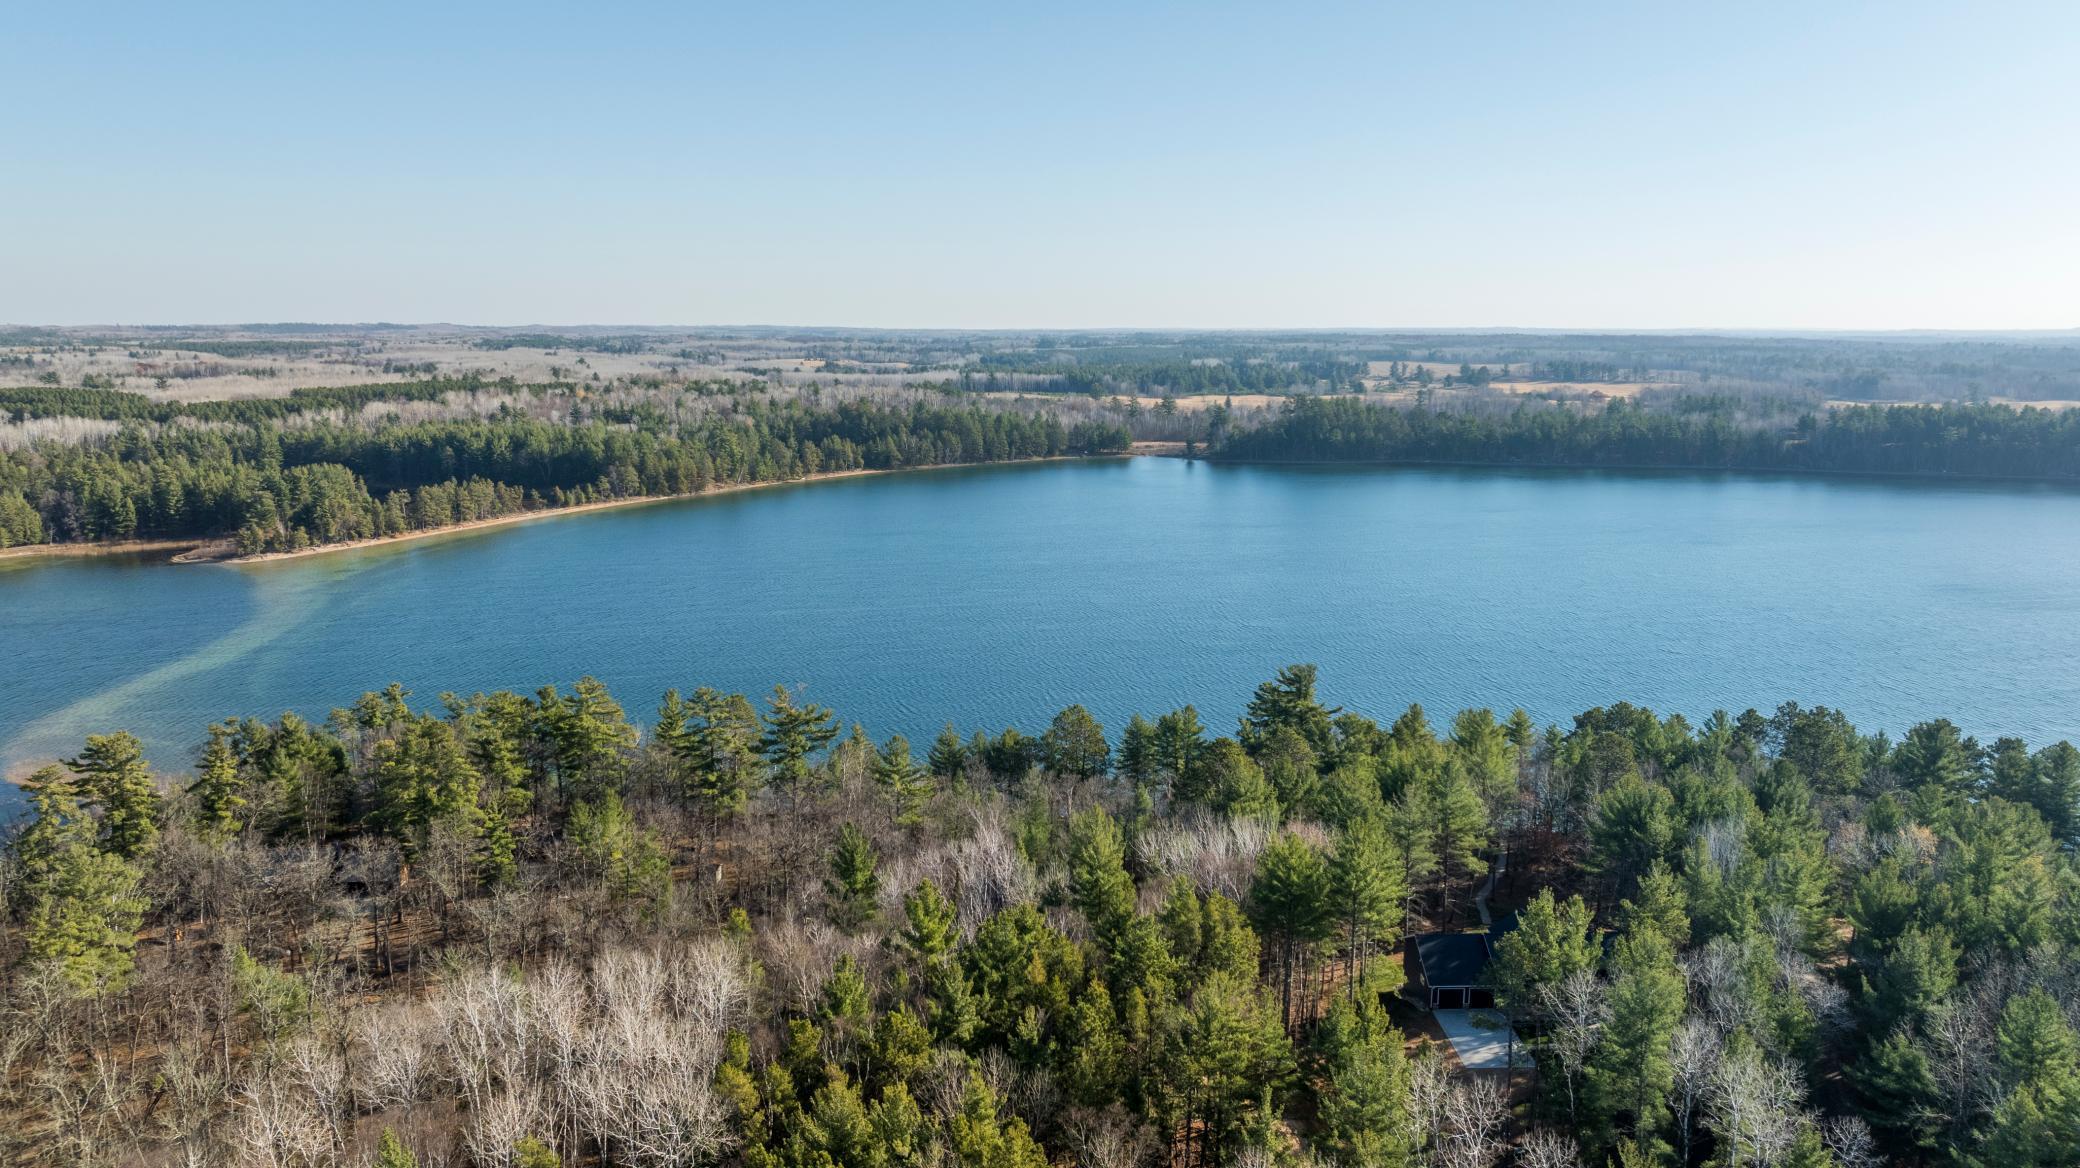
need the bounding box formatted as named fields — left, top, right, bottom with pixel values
left=1214, top=396, right=2080, bottom=481
left=0, top=388, right=1131, bottom=553
left=17, top=327, right=2080, bottom=559
left=4, top=667, right=2078, bottom=1167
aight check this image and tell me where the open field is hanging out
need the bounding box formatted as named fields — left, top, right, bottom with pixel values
left=1489, top=379, right=1669, bottom=398
left=1366, top=359, right=1521, bottom=378
left=0, top=327, right=943, bottom=404
left=985, top=391, right=1343, bottom=413
left=1990, top=397, right=2080, bottom=410
left=1, top=334, right=740, bottom=402
left=8, top=326, right=2080, bottom=412
left=1361, top=360, right=1679, bottom=398
left=1824, top=397, right=2080, bottom=411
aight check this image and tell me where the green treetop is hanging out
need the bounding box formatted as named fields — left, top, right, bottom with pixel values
left=873, top=734, right=934, bottom=826
left=763, top=685, right=840, bottom=794
left=825, top=823, right=881, bottom=931
left=15, top=770, right=148, bottom=992
left=67, top=730, right=162, bottom=861
left=1042, top=704, right=1110, bottom=779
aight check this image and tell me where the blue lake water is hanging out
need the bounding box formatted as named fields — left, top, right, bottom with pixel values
left=7, top=456, right=2080, bottom=812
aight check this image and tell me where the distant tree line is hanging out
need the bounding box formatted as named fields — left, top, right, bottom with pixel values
left=0, top=379, right=554, bottom=425
left=960, top=354, right=1365, bottom=397
left=0, top=395, right=1130, bottom=552
left=1527, top=360, right=1634, bottom=382
left=137, top=339, right=342, bottom=359
left=472, top=334, right=655, bottom=353
left=1214, top=396, right=2080, bottom=481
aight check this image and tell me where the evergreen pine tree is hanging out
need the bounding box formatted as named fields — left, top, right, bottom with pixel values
left=1066, top=806, right=1137, bottom=948
left=1316, top=997, right=1418, bottom=1168
left=678, top=687, right=762, bottom=821
left=2018, top=740, right=2080, bottom=845
left=1449, top=707, right=1518, bottom=810
left=68, top=730, right=162, bottom=860
left=1325, top=816, right=1406, bottom=999
left=1981, top=988, right=2080, bottom=1165
left=927, top=723, right=969, bottom=784
left=824, top=823, right=881, bottom=931
left=1239, top=663, right=1337, bottom=755
left=1588, top=925, right=1685, bottom=1148
left=1248, top=832, right=1331, bottom=1030
left=1490, top=888, right=1598, bottom=1018
left=1152, top=706, right=1207, bottom=799
left=369, top=714, right=485, bottom=851
left=872, top=734, right=933, bottom=826
left=374, top=1129, right=418, bottom=1168
left=763, top=685, right=840, bottom=794
left=1117, top=713, right=1157, bottom=786
left=899, top=878, right=958, bottom=966
left=541, top=677, right=636, bottom=801
left=654, top=687, right=690, bottom=751
left=1041, top=704, right=1110, bottom=779
left=1060, top=982, right=1127, bottom=1106
left=1421, top=760, right=1489, bottom=908
left=947, top=1073, right=1050, bottom=1168
left=189, top=722, right=246, bottom=840
left=15, top=769, right=148, bottom=992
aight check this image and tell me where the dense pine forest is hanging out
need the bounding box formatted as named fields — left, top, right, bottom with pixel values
left=19, top=375, right=2080, bottom=556
left=0, top=385, right=1131, bottom=553
left=1213, top=397, right=2080, bottom=481
left=4, top=667, right=2077, bottom=1167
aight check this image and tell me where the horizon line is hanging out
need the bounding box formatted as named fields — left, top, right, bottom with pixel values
left=8, top=322, right=2079, bottom=338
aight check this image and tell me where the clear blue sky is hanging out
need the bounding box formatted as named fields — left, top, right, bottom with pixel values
left=7, top=1, right=2075, bottom=329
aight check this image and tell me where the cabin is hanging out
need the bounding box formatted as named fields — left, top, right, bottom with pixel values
left=1407, top=931, right=1495, bottom=1009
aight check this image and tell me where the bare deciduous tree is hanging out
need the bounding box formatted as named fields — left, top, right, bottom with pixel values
left=1135, top=811, right=1274, bottom=901
left=1517, top=1128, right=1583, bottom=1168
left=1669, top=1015, right=1721, bottom=1167
left=1438, top=1075, right=1508, bottom=1168
left=1820, top=1115, right=1880, bottom=1168
left=1707, top=1044, right=1805, bottom=1168
left=1537, top=969, right=1608, bottom=1127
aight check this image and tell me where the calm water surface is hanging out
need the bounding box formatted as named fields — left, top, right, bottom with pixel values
left=7, top=457, right=2080, bottom=811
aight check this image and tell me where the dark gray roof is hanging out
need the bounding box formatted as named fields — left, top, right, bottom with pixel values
left=1415, top=932, right=1492, bottom=988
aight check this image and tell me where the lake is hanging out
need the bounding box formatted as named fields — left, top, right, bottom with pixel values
left=8, top=455, right=2080, bottom=813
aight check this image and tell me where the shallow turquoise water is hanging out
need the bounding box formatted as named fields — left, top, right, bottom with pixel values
left=8, top=456, right=2080, bottom=809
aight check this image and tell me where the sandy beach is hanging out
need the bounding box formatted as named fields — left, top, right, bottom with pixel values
left=1, top=455, right=1123, bottom=570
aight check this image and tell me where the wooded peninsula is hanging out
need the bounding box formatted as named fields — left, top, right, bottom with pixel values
left=4, top=666, right=2076, bottom=1168
left=11, top=325, right=2080, bottom=557
left=0, top=385, right=1131, bottom=556
left=11, top=381, right=2080, bottom=559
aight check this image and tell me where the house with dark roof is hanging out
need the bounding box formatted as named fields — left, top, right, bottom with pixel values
left=1407, top=931, right=1495, bottom=1009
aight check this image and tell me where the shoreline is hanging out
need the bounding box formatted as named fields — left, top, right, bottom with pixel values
left=1196, top=453, right=2080, bottom=489
left=225, top=467, right=897, bottom=565
left=2, top=455, right=1119, bottom=570
left=10, top=447, right=2074, bottom=570
left=0, top=537, right=201, bottom=564
left=227, top=456, right=1119, bottom=565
